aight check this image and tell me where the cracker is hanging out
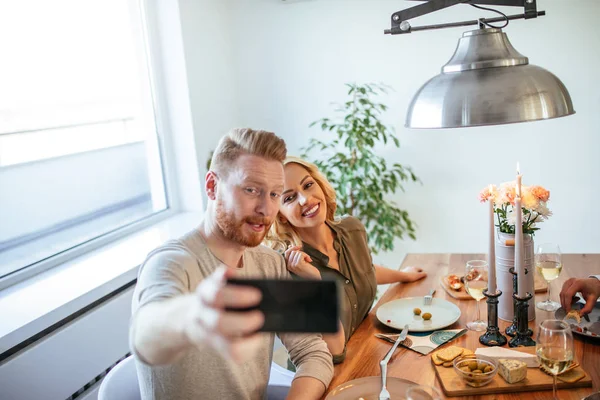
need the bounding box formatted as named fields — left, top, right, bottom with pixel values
left=443, top=361, right=454, bottom=368
left=431, top=352, right=444, bottom=366
left=540, top=362, right=579, bottom=377
left=461, top=348, right=474, bottom=356
left=437, top=346, right=464, bottom=362
left=557, top=367, right=585, bottom=383
left=564, top=310, right=581, bottom=324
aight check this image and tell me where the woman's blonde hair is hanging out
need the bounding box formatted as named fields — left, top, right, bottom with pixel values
left=265, top=156, right=337, bottom=252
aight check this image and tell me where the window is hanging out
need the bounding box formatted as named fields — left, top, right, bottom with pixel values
left=0, top=0, right=168, bottom=281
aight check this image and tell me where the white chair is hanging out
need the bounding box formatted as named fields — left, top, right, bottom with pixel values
left=266, top=361, right=294, bottom=400
left=268, top=361, right=294, bottom=387
left=98, top=355, right=141, bottom=400
left=97, top=355, right=291, bottom=400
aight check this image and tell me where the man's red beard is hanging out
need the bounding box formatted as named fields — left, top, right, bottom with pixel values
left=215, top=199, right=272, bottom=247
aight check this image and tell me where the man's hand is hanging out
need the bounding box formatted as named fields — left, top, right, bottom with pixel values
left=559, top=277, right=600, bottom=315
left=284, top=246, right=321, bottom=280
left=397, top=266, right=427, bottom=283
left=183, top=267, right=265, bottom=363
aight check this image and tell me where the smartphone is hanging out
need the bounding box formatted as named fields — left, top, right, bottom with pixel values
left=226, top=278, right=339, bottom=333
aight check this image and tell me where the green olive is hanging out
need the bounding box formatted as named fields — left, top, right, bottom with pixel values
left=468, top=361, right=478, bottom=371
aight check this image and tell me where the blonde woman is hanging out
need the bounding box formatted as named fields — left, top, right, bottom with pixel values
left=265, top=156, right=426, bottom=364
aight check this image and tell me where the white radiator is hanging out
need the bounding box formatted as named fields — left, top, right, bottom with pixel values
left=0, top=286, right=134, bottom=400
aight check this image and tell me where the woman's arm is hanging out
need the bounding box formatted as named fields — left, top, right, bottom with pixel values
left=374, top=264, right=427, bottom=285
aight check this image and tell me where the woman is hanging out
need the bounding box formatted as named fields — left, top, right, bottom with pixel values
left=266, top=157, right=426, bottom=363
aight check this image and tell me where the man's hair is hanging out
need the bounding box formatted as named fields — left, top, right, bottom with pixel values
left=264, top=156, right=337, bottom=252
left=210, top=128, right=287, bottom=175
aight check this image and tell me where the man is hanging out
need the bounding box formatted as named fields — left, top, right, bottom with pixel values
left=560, top=275, right=600, bottom=315
left=130, top=128, right=334, bottom=399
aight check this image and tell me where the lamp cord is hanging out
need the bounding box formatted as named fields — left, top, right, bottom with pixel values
left=468, top=3, right=510, bottom=29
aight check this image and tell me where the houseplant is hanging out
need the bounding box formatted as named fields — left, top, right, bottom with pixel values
left=302, top=83, right=419, bottom=254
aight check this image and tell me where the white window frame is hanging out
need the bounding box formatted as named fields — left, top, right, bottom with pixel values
left=0, top=0, right=203, bottom=293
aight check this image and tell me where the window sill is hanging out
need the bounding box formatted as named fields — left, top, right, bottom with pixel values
left=0, top=211, right=202, bottom=355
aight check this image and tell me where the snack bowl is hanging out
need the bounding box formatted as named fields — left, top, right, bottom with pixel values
left=453, top=355, right=498, bottom=387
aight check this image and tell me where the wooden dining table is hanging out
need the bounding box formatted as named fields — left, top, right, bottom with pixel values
left=323, top=253, right=600, bottom=399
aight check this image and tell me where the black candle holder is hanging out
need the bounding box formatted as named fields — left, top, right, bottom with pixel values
left=506, top=267, right=532, bottom=337
left=479, top=289, right=507, bottom=346
left=508, top=291, right=536, bottom=347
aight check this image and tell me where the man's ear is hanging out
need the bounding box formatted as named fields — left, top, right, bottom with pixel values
left=205, top=171, right=219, bottom=200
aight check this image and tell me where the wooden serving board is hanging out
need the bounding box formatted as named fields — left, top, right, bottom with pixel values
left=433, top=347, right=592, bottom=397
left=440, top=274, right=548, bottom=300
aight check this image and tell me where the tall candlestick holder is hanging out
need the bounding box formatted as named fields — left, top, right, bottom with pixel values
left=508, top=291, right=536, bottom=347
left=506, top=267, right=532, bottom=337
left=479, top=289, right=507, bottom=346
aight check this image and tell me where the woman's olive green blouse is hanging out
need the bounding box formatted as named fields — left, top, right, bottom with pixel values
left=301, top=216, right=377, bottom=363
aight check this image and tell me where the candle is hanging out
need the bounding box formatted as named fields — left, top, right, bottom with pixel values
left=488, top=185, right=497, bottom=294
left=516, top=162, right=522, bottom=197
left=515, top=194, right=525, bottom=297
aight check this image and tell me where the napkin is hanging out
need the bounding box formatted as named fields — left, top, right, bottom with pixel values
left=375, top=328, right=467, bottom=355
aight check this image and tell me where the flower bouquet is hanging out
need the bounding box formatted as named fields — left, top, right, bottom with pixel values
left=479, top=182, right=552, bottom=235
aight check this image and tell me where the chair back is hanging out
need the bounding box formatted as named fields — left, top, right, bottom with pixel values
left=98, top=355, right=141, bottom=400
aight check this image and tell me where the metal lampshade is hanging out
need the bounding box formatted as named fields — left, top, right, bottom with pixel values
left=405, top=28, right=575, bottom=129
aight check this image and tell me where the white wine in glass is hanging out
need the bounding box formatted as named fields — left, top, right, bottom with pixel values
left=536, top=320, right=573, bottom=400
left=535, top=243, right=562, bottom=311
left=465, top=260, right=488, bottom=331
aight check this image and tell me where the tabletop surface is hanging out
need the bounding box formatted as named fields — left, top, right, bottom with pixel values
left=323, top=253, right=600, bottom=400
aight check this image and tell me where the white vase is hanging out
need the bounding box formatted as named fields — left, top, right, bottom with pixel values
left=495, top=230, right=536, bottom=321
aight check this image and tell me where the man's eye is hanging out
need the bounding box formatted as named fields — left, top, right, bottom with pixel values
left=245, top=188, right=258, bottom=194
left=271, top=192, right=281, bottom=199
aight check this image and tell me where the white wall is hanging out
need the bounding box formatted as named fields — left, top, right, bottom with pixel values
left=182, top=0, right=600, bottom=267
left=177, top=0, right=241, bottom=183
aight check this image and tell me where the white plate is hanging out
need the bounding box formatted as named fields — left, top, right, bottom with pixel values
left=376, top=297, right=461, bottom=332
left=325, top=376, right=417, bottom=400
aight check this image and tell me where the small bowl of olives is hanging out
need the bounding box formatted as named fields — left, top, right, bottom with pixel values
left=453, top=355, right=498, bottom=387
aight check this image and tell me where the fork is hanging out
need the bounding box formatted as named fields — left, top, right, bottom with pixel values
left=378, top=324, right=408, bottom=400
left=424, top=288, right=436, bottom=305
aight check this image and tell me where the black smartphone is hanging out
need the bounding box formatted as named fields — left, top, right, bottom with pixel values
left=226, top=278, right=339, bottom=333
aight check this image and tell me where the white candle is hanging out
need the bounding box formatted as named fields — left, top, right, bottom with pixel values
left=516, top=162, right=522, bottom=197
left=488, top=185, right=497, bottom=294
left=515, top=194, right=525, bottom=297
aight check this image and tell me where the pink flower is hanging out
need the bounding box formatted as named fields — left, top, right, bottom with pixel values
left=478, top=185, right=496, bottom=203
left=497, top=183, right=516, bottom=206
left=530, top=185, right=550, bottom=202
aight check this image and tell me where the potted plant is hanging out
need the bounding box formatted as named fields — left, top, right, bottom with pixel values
left=302, top=83, right=419, bottom=254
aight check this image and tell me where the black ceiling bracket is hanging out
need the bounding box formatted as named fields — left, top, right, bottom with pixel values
left=384, top=0, right=542, bottom=35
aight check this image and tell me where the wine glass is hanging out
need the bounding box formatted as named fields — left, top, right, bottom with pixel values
left=464, top=260, right=488, bottom=331
left=537, top=319, right=574, bottom=400
left=406, top=385, right=442, bottom=400
left=535, top=243, right=563, bottom=311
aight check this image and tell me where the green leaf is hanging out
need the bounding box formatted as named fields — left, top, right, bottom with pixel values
left=301, top=82, right=419, bottom=253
